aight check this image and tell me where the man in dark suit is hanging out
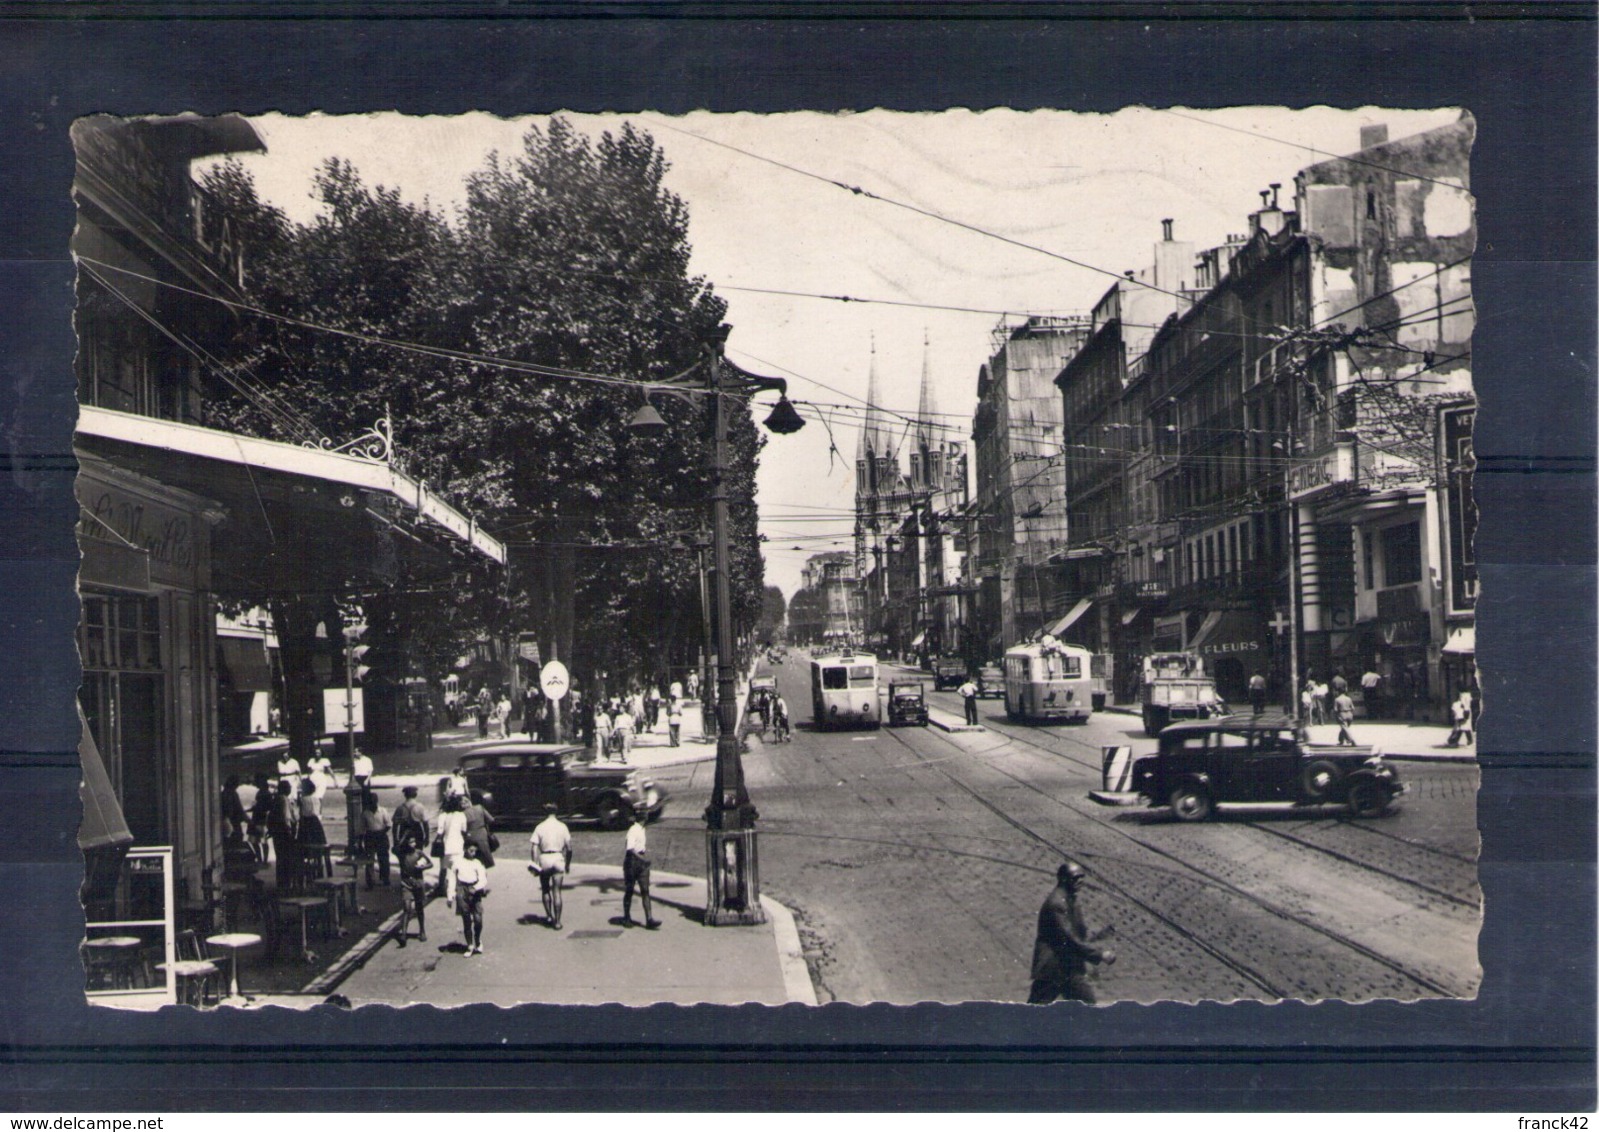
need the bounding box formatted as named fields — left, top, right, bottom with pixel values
left=1028, top=860, right=1115, bottom=1004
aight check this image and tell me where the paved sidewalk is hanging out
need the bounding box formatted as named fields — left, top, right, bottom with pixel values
left=327, top=861, right=813, bottom=1008
left=1101, top=702, right=1474, bottom=761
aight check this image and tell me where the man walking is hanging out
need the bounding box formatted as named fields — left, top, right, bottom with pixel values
left=393, top=784, right=429, bottom=850
left=1361, top=667, right=1383, bottom=721
left=957, top=676, right=980, bottom=726
left=1248, top=672, right=1268, bottom=716
left=1028, top=860, right=1115, bottom=1005
left=612, top=702, right=635, bottom=763
left=620, top=808, right=661, bottom=930
left=667, top=697, right=683, bottom=748
left=530, top=803, right=573, bottom=930
left=1333, top=687, right=1358, bottom=746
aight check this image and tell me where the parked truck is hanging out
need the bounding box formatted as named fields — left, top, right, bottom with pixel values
left=1140, top=652, right=1228, bottom=737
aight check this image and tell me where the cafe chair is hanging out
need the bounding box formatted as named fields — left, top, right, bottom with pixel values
left=155, top=929, right=221, bottom=1007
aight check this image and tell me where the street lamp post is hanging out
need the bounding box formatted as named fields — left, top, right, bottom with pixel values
left=632, top=323, right=803, bottom=926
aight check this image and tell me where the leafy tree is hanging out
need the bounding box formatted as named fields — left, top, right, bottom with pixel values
left=202, top=118, right=769, bottom=752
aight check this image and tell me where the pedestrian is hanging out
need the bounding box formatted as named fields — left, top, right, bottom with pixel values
left=350, top=747, right=374, bottom=789
left=433, top=793, right=467, bottom=907
left=463, top=789, right=497, bottom=868
left=1446, top=691, right=1474, bottom=747
left=393, top=784, right=429, bottom=850
left=1331, top=671, right=1349, bottom=698
left=593, top=705, right=612, bottom=754
left=667, top=697, right=683, bottom=748
left=621, top=808, right=660, bottom=930
left=1027, top=860, right=1116, bottom=1005
left=476, top=687, right=491, bottom=738
left=1299, top=679, right=1315, bottom=723
left=612, top=704, right=634, bottom=763
left=495, top=691, right=512, bottom=739
left=686, top=670, right=699, bottom=701
left=1333, top=688, right=1358, bottom=746
left=1311, top=678, right=1329, bottom=726
left=454, top=841, right=490, bottom=956
left=393, top=833, right=432, bottom=947
left=957, top=676, right=980, bottom=726
left=529, top=803, right=572, bottom=930
left=221, top=775, right=248, bottom=845
left=307, top=752, right=336, bottom=794
left=647, top=685, right=662, bottom=730
left=629, top=689, right=645, bottom=733
left=297, top=777, right=327, bottom=847
left=247, top=773, right=274, bottom=864
left=275, top=751, right=302, bottom=794
left=1248, top=672, right=1268, bottom=716
left=268, top=779, right=299, bottom=890
left=361, top=791, right=392, bottom=888
left=1361, top=667, right=1383, bottom=720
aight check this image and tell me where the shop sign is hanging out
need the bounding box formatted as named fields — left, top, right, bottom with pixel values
left=1124, top=580, right=1169, bottom=602
left=1441, top=405, right=1478, bottom=615
left=1288, top=441, right=1356, bottom=501
left=81, top=484, right=198, bottom=586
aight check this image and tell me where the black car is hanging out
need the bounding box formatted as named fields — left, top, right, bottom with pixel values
left=1131, top=713, right=1403, bottom=821
left=931, top=657, right=968, bottom=691
left=886, top=682, right=930, bottom=727
left=458, top=743, right=668, bottom=829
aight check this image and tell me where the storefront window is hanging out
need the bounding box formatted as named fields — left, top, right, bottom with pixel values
left=1382, top=521, right=1422, bottom=587
left=78, top=594, right=166, bottom=843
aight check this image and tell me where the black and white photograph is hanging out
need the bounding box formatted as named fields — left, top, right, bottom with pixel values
left=69, top=105, right=1484, bottom=1010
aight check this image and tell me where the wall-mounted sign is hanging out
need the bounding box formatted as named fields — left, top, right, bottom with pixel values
left=323, top=687, right=365, bottom=734
left=1288, top=441, right=1357, bottom=501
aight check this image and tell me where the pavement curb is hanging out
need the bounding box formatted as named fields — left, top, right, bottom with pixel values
left=759, top=893, right=820, bottom=1006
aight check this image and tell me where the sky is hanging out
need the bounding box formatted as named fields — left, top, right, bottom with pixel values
left=211, top=106, right=1461, bottom=597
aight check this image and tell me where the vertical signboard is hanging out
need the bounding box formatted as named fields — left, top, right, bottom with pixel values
left=1440, top=405, right=1478, bottom=617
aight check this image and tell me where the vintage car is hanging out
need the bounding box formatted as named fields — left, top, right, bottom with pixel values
left=975, top=662, right=1006, bottom=698
left=458, top=743, right=668, bottom=829
left=931, top=656, right=969, bottom=691
left=886, top=682, right=930, bottom=727
left=1130, top=714, right=1403, bottom=821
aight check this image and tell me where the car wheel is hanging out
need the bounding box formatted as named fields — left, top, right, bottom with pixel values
left=1301, top=759, right=1344, bottom=802
left=1169, top=783, right=1213, bottom=822
left=595, top=794, right=629, bottom=831
left=1347, top=778, right=1392, bottom=818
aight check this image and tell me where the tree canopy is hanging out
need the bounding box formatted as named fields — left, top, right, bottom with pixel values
left=203, top=118, right=768, bottom=707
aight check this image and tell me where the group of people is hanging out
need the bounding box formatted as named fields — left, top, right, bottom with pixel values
left=587, top=682, right=693, bottom=757
left=748, top=686, right=791, bottom=741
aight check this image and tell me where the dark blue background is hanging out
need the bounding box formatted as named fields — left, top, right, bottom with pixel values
left=0, top=6, right=1592, bottom=1111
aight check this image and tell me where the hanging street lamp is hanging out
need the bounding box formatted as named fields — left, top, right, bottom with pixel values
left=631, top=323, right=803, bottom=925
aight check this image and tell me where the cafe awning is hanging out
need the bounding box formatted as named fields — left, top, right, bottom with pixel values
left=1442, top=625, right=1476, bottom=655
left=78, top=703, right=132, bottom=853
left=218, top=634, right=273, bottom=692
left=76, top=406, right=505, bottom=596
left=1045, top=597, right=1093, bottom=638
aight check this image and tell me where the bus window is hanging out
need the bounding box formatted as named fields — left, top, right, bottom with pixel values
left=822, top=667, right=849, bottom=690
left=848, top=665, right=875, bottom=686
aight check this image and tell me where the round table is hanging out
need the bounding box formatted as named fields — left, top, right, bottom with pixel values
left=83, top=936, right=144, bottom=989
left=206, top=933, right=262, bottom=1001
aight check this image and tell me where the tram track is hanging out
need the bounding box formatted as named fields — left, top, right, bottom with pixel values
left=974, top=710, right=1481, bottom=905
left=876, top=720, right=1465, bottom=1000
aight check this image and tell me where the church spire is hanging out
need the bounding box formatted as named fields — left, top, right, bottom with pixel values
left=916, top=331, right=939, bottom=454
left=855, top=335, right=893, bottom=485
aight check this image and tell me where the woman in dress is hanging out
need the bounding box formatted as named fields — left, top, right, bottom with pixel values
left=247, top=773, right=274, bottom=864
left=297, top=777, right=326, bottom=847
left=393, top=834, right=432, bottom=947
left=463, top=789, right=496, bottom=868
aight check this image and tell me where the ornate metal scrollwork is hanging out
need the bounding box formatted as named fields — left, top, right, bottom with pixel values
left=303, top=414, right=393, bottom=465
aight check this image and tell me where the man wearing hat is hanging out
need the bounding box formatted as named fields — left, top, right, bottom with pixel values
left=1028, top=860, right=1116, bottom=1004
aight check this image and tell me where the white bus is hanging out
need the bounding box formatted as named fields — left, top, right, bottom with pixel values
left=809, top=653, right=880, bottom=730
left=1003, top=640, right=1095, bottom=723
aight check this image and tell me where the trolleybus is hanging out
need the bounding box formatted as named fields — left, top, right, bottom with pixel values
left=810, top=652, right=881, bottom=730
left=1003, top=639, right=1095, bottom=723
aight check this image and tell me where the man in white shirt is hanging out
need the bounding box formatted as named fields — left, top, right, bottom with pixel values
left=621, top=810, right=660, bottom=930
left=350, top=748, right=374, bottom=788
left=529, top=804, right=573, bottom=930
left=957, top=678, right=980, bottom=726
